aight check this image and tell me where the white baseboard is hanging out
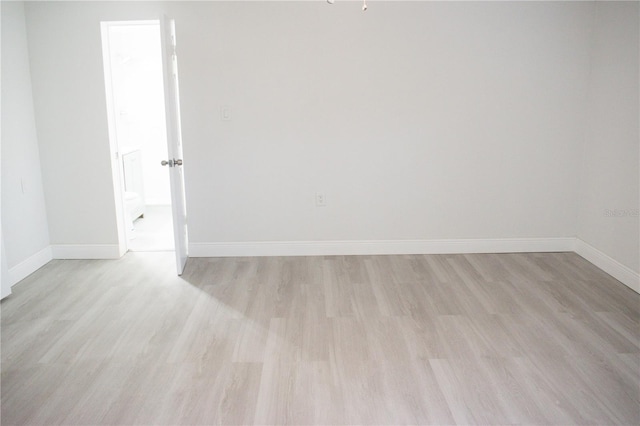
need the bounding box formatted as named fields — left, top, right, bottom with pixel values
left=574, top=239, right=640, bottom=293
left=8, top=246, right=53, bottom=287
left=51, top=244, right=121, bottom=260
left=189, top=237, right=575, bottom=258
left=5, top=239, right=636, bottom=298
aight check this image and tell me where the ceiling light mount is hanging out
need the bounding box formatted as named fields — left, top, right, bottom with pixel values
left=326, top=0, right=369, bottom=12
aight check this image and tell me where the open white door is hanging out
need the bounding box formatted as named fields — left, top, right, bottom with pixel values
left=159, top=16, right=188, bottom=274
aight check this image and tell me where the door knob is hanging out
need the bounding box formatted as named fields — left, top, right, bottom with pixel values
left=161, top=159, right=182, bottom=167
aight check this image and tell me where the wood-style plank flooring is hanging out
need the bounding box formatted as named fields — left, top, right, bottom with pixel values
left=2, top=252, right=639, bottom=425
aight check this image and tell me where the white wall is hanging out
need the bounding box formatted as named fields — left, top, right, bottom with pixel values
left=24, top=2, right=122, bottom=252
left=577, top=1, right=639, bottom=274
left=180, top=1, right=591, bottom=244
left=20, top=1, right=637, bottom=279
left=1, top=1, right=51, bottom=289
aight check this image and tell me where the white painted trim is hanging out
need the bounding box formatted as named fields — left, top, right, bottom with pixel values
left=574, top=239, right=640, bottom=294
left=51, top=245, right=121, bottom=260
left=6, top=239, right=635, bottom=297
left=189, top=237, right=576, bottom=258
left=8, top=246, right=53, bottom=287
left=101, top=21, right=129, bottom=260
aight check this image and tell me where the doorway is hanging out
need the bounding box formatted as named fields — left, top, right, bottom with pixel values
left=101, top=21, right=174, bottom=252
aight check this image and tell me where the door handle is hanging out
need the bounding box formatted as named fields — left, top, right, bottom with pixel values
left=161, top=159, right=182, bottom=167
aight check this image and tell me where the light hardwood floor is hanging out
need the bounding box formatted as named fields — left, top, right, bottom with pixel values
left=1, top=252, right=638, bottom=425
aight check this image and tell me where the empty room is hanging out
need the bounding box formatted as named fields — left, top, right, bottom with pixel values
left=1, top=1, right=638, bottom=425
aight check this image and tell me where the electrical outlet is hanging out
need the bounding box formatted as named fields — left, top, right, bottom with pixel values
left=316, top=192, right=326, bottom=207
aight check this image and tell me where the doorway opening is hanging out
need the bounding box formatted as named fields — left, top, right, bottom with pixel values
left=101, top=21, right=174, bottom=252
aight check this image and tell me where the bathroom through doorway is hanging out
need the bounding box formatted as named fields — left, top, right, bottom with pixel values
left=102, top=21, right=174, bottom=252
